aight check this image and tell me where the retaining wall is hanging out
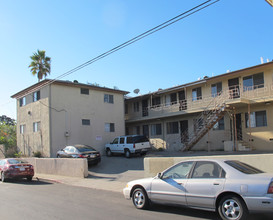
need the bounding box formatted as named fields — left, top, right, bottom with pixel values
left=144, top=154, right=273, bottom=177
left=26, top=158, right=88, bottom=178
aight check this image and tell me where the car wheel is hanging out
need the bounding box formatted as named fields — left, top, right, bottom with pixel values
left=106, top=149, right=112, bottom=157
left=57, top=154, right=61, bottom=158
left=27, top=176, right=32, bottom=181
left=1, top=172, right=6, bottom=182
left=132, top=188, right=149, bottom=210
left=125, top=149, right=131, bottom=158
left=218, top=195, right=248, bottom=220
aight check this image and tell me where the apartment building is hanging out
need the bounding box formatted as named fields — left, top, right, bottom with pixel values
left=125, top=62, right=273, bottom=152
left=11, top=79, right=128, bottom=157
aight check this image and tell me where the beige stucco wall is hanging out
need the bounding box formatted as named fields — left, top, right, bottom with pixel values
left=50, top=84, right=126, bottom=156
left=16, top=86, right=50, bottom=157
left=125, top=63, right=273, bottom=152
left=144, top=154, right=273, bottom=177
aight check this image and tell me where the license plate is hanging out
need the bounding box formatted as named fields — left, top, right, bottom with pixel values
left=90, top=154, right=96, bottom=158
left=19, top=167, right=25, bottom=171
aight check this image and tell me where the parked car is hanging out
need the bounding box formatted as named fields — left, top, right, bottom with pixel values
left=0, top=158, right=34, bottom=182
left=56, top=144, right=101, bottom=165
left=105, top=135, right=151, bottom=158
left=123, top=159, right=273, bottom=220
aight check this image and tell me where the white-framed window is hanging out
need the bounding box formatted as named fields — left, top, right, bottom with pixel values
left=105, top=123, right=115, bottom=132
left=19, top=97, right=26, bottom=107
left=151, top=124, right=162, bottom=136
left=192, top=87, right=202, bottom=101
left=245, top=110, right=267, bottom=128
left=82, top=119, right=91, bottom=126
left=104, top=94, right=114, bottom=103
left=33, top=122, right=41, bottom=132
left=243, top=72, right=264, bottom=91
left=211, top=82, right=222, bottom=97
left=20, top=124, right=26, bottom=134
left=33, top=91, right=40, bottom=102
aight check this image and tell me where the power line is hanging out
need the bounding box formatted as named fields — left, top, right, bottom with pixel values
left=12, top=0, right=220, bottom=98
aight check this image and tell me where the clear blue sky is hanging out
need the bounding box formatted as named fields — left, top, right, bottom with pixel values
left=0, top=0, right=272, bottom=119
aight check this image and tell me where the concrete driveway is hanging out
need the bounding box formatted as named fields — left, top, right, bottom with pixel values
left=88, top=155, right=146, bottom=183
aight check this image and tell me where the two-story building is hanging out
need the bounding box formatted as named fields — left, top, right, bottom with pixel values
left=11, top=79, right=128, bottom=157
left=125, top=61, right=273, bottom=152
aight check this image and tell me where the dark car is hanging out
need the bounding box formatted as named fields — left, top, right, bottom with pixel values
left=56, top=144, right=101, bottom=165
left=0, top=158, right=34, bottom=182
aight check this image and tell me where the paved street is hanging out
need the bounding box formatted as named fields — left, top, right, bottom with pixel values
left=1, top=175, right=273, bottom=219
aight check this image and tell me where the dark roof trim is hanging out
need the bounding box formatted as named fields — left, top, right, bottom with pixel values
left=11, top=79, right=129, bottom=99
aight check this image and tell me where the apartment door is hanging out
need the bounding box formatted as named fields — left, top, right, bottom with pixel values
left=178, top=90, right=187, bottom=110
left=180, top=120, right=188, bottom=143
left=143, top=125, right=149, bottom=138
left=235, top=114, right=242, bottom=141
left=228, top=78, right=240, bottom=99
left=142, top=99, right=148, bottom=117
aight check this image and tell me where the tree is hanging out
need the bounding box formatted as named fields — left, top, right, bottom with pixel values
left=0, top=117, right=16, bottom=153
left=29, top=50, right=51, bottom=81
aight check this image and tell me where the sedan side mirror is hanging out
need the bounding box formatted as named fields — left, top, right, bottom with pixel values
left=157, top=173, right=162, bottom=179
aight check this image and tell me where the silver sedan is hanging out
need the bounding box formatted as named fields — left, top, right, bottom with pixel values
left=123, top=159, right=273, bottom=220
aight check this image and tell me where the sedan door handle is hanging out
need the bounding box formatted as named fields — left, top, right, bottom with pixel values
left=213, top=182, right=220, bottom=185
left=177, top=182, right=183, bottom=185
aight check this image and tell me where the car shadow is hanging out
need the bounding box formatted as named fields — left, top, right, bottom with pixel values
left=147, top=203, right=273, bottom=220
left=1, top=178, right=53, bottom=185
left=147, top=203, right=220, bottom=219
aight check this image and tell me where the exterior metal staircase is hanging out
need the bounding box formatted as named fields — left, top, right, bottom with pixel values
left=181, top=92, right=230, bottom=151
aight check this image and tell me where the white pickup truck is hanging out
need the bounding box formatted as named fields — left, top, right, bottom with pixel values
left=105, top=135, right=151, bottom=158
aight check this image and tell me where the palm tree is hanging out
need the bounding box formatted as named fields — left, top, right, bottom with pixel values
left=29, top=50, right=51, bottom=81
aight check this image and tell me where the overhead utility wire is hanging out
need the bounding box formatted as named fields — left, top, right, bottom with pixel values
left=16, top=0, right=220, bottom=98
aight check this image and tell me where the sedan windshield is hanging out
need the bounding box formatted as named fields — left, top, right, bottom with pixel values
left=76, top=145, right=96, bottom=152
left=225, top=160, right=264, bottom=174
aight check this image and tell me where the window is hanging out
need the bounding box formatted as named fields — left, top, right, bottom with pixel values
left=225, top=160, right=264, bottom=174
left=33, top=91, right=40, bottom=102
left=243, top=72, right=264, bottom=91
left=33, top=122, right=40, bottom=132
left=192, top=87, right=202, bottom=101
left=151, top=124, right=162, bottom=136
left=167, top=122, right=179, bottom=134
left=162, top=161, right=194, bottom=179
left=213, top=117, right=225, bottom=130
left=20, top=125, right=26, bottom=134
left=134, top=126, right=140, bottom=135
left=19, top=97, right=26, bottom=107
left=133, top=102, right=139, bottom=112
left=211, top=83, right=222, bottom=97
left=105, top=123, right=115, bottom=132
left=192, top=161, right=226, bottom=178
left=112, top=138, right=118, bottom=144
left=120, top=137, right=125, bottom=144
left=104, top=94, right=114, bottom=103
left=82, top=119, right=90, bottom=126
left=80, top=88, right=89, bottom=95
left=245, top=110, right=267, bottom=128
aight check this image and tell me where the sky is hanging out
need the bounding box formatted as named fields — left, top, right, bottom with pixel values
left=0, top=0, right=272, bottom=120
